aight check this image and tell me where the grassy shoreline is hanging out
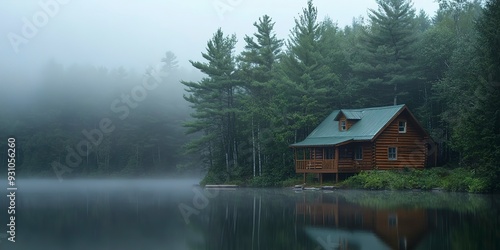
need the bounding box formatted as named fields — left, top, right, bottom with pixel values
left=202, top=167, right=492, bottom=193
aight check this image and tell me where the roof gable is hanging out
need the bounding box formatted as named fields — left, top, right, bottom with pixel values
left=334, top=110, right=364, bottom=120
left=291, top=105, right=406, bottom=147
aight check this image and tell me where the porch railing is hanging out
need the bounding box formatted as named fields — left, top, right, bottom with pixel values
left=296, top=159, right=336, bottom=171
left=296, top=159, right=361, bottom=173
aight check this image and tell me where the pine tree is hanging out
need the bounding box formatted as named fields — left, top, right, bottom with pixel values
left=161, top=51, right=179, bottom=73
left=353, top=0, right=418, bottom=106
left=182, top=29, right=239, bottom=178
left=239, top=15, right=283, bottom=177
left=452, top=0, right=500, bottom=189
left=423, top=0, right=484, bottom=162
left=281, top=0, right=341, bottom=141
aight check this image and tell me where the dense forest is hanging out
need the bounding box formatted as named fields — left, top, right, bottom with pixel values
left=182, top=0, right=500, bottom=190
left=0, top=0, right=498, bottom=190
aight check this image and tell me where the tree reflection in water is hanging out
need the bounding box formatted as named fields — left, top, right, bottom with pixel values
left=0, top=180, right=498, bottom=250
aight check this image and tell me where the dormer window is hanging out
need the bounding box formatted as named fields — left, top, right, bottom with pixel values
left=340, top=120, right=346, bottom=131
left=398, top=121, right=407, bottom=133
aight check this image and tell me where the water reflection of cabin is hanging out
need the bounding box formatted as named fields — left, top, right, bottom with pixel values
left=296, top=197, right=429, bottom=250
left=290, top=105, right=437, bottom=183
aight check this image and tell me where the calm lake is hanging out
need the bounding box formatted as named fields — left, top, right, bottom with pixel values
left=0, top=179, right=499, bottom=250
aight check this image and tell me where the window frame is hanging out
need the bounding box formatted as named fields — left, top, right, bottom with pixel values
left=354, top=145, right=363, bottom=160
left=388, top=147, right=397, bottom=160
left=340, top=120, right=346, bottom=131
left=398, top=120, right=407, bottom=133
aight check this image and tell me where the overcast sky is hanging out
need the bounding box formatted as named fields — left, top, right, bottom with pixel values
left=0, top=0, right=439, bottom=75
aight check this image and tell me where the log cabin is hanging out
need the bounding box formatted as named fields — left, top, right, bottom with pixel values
left=290, top=104, right=436, bottom=183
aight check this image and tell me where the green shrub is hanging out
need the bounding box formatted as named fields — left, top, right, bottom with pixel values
left=249, top=175, right=276, bottom=187
left=467, top=177, right=489, bottom=193
left=281, top=177, right=303, bottom=187
left=342, top=167, right=490, bottom=193
left=200, top=169, right=227, bottom=186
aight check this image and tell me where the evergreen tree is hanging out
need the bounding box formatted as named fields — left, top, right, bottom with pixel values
left=161, top=51, right=179, bottom=73
left=239, top=15, right=283, bottom=177
left=353, top=0, right=418, bottom=106
left=320, top=18, right=353, bottom=107
left=451, top=0, right=500, bottom=189
left=281, top=0, right=341, bottom=141
left=424, top=0, right=484, bottom=162
left=182, top=29, right=239, bottom=180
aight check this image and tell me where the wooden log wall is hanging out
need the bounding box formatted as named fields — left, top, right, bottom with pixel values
left=374, top=111, right=427, bottom=170
left=357, top=142, right=373, bottom=171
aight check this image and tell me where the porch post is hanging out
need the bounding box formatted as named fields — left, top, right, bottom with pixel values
left=320, top=173, right=323, bottom=185
left=294, top=149, right=297, bottom=172
left=335, top=147, right=339, bottom=183
left=303, top=173, right=306, bottom=184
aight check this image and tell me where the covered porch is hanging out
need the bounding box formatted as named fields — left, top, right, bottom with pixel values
left=292, top=144, right=363, bottom=183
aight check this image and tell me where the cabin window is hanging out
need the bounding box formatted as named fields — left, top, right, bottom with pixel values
left=388, top=147, right=397, bottom=160
left=398, top=121, right=407, bottom=133
left=340, top=120, right=346, bottom=131
left=354, top=146, right=363, bottom=160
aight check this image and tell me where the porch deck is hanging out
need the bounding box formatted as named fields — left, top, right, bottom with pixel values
left=295, top=159, right=361, bottom=173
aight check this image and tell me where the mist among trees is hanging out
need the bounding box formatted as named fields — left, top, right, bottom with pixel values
left=0, top=0, right=498, bottom=190
left=0, top=52, right=202, bottom=177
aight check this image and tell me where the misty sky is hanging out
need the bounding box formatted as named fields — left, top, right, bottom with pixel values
left=1, top=0, right=439, bottom=77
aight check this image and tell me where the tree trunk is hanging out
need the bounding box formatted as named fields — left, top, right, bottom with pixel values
left=394, top=82, right=398, bottom=105
left=209, top=142, right=213, bottom=169
left=226, top=153, right=229, bottom=172
left=252, top=117, right=256, bottom=177
left=258, top=124, right=262, bottom=176
left=233, top=139, right=237, bottom=168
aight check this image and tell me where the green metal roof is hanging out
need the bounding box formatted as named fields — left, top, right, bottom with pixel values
left=291, top=104, right=405, bottom=147
left=334, top=110, right=364, bottom=120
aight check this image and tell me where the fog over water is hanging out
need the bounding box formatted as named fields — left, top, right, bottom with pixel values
left=0, top=178, right=202, bottom=190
